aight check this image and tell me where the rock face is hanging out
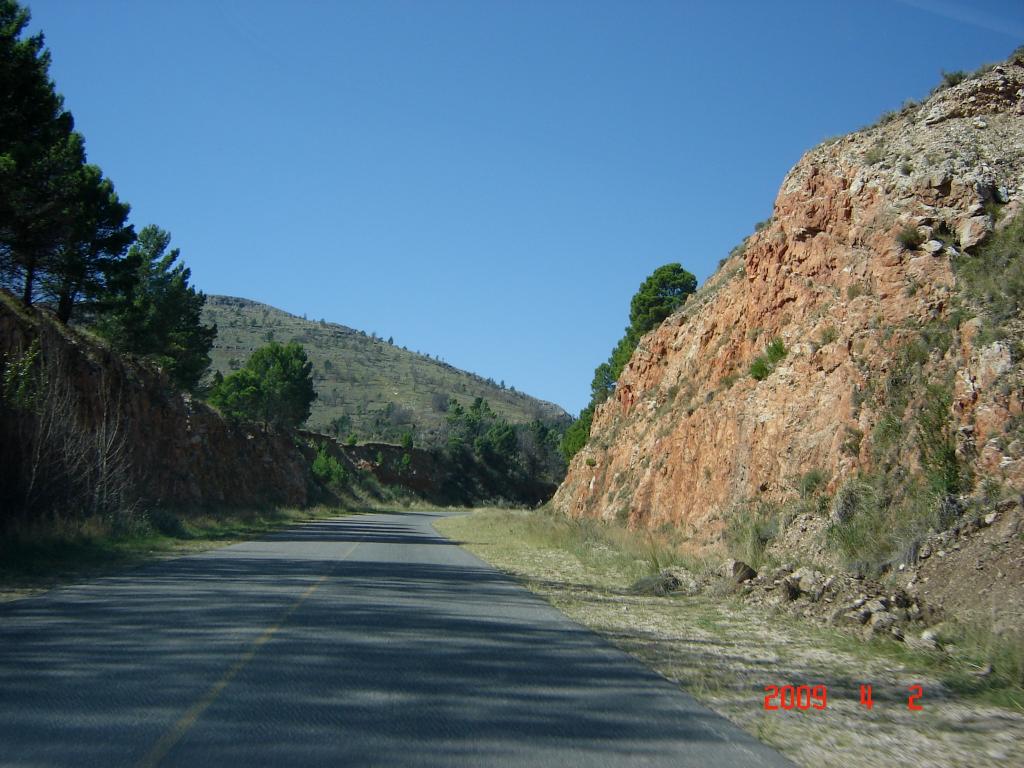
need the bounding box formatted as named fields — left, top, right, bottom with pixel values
left=553, top=60, right=1024, bottom=544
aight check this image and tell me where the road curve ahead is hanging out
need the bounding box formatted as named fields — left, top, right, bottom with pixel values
left=0, top=511, right=792, bottom=767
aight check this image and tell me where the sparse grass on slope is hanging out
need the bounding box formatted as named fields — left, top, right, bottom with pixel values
left=202, top=296, right=567, bottom=442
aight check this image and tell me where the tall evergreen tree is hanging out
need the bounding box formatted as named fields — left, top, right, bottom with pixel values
left=629, top=263, right=697, bottom=335
left=94, top=225, right=215, bottom=391
left=44, top=163, right=134, bottom=322
left=0, top=1, right=81, bottom=303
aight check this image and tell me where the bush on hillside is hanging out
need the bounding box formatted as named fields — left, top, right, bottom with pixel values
left=954, top=208, right=1024, bottom=339
left=896, top=224, right=925, bottom=251
left=312, top=445, right=347, bottom=487
left=749, top=337, right=787, bottom=381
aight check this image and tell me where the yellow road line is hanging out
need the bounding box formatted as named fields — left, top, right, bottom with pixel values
left=137, top=540, right=360, bottom=768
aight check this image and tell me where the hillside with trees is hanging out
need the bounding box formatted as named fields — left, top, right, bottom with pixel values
left=202, top=295, right=570, bottom=443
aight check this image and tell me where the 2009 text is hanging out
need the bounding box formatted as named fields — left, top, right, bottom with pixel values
left=763, top=684, right=924, bottom=711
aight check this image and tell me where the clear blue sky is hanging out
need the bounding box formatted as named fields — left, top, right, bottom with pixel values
left=25, top=0, right=1024, bottom=415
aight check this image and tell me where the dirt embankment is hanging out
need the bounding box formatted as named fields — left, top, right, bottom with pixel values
left=0, top=292, right=312, bottom=514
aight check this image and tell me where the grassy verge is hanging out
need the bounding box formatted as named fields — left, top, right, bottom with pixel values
left=0, top=504, right=355, bottom=600
left=436, top=508, right=1024, bottom=768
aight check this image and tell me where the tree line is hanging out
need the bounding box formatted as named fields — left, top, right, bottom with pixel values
left=0, top=1, right=216, bottom=391
left=0, top=1, right=316, bottom=427
left=444, top=395, right=564, bottom=486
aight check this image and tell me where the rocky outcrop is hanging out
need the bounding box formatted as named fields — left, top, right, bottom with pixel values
left=553, top=59, right=1024, bottom=546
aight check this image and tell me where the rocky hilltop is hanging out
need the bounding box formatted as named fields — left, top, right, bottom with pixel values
left=554, top=57, right=1024, bottom=562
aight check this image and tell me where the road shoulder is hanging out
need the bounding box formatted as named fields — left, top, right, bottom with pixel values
left=435, top=508, right=1024, bottom=768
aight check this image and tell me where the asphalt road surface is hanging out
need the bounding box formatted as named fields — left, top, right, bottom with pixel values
left=0, top=511, right=793, bottom=767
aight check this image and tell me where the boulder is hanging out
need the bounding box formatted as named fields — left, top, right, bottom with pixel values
left=629, top=568, right=701, bottom=597
left=959, top=215, right=991, bottom=249
left=869, top=610, right=898, bottom=629
left=832, top=607, right=870, bottom=626
left=721, top=559, right=757, bottom=583
left=906, top=631, right=939, bottom=651
left=864, top=598, right=888, bottom=614
left=790, top=566, right=826, bottom=601
left=779, top=578, right=801, bottom=601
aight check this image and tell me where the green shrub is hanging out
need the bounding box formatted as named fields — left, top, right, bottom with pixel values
left=1, top=337, right=41, bottom=408
left=749, top=357, right=772, bottom=381
left=915, top=383, right=966, bottom=494
left=148, top=508, right=188, bottom=538
left=764, top=337, right=787, bottom=364
left=344, top=432, right=358, bottom=446
left=720, top=372, right=740, bottom=389
left=842, top=426, right=863, bottom=456
left=983, top=199, right=1003, bottom=221
left=897, top=225, right=925, bottom=251
left=940, top=69, right=967, bottom=88
left=818, top=325, right=838, bottom=346
left=749, top=337, right=787, bottom=381
left=827, top=472, right=962, bottom=573
left=846, top=282, right=869, bottom=300
left=798, top=469, right=827, bottom=499
left=826, top=480, right=885, bottom=567
left=312, top=446, right=348, bottom=486
left=585, top=457, right=597, bottom=467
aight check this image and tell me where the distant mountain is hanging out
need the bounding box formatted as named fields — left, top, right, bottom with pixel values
left=202, top=296, right=569, bottom=441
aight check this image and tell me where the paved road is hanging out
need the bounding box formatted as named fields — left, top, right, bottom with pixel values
left=0, top=511, right=792, bottom=767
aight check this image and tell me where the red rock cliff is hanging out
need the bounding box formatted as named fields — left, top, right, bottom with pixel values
left=552, top=60, right=1024, bottom=545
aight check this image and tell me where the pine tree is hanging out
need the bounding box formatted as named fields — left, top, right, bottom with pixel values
left=45, top=163, right=134, bottom=322
left=564, top=263, right=696, bottom=460
left=209, top=342, right=316, bottom=429
left=94, top=225, right=215, bottom=391
left=0, top=0, right=81, bottom=303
